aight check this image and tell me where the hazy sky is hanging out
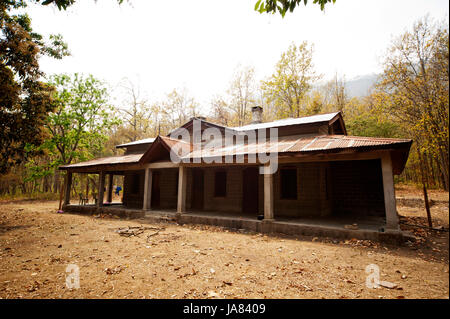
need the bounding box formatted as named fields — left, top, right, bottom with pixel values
left=27, top=0, right=449, bottom=111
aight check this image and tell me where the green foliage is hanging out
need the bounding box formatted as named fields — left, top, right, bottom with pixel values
left=0, top=0, right=125, bottom=176
left=261, top=42, right=321, bottom=118
left=255, top=0, right=336, bottom=17
left=345, top=114, right=400, bottom=138
left=0, top=1, right=71, bottom=174
left=42, top=73, right=121, bottom=166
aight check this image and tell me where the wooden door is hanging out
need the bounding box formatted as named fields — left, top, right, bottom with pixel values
left=151, top=171, right=161, bottom=209
left=242, top=167, right=259, bottom=215
left=191, top=169, right=204, bottom=210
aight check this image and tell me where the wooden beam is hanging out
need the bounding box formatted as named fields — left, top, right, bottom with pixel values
left=60, top=163, right=144, bottom=174
left=263, top=164, right=274, bottom=220
left=381, top=152, right=399, bottom=230
left=97, top=171, right=105, bottom=207
left=143, top=168, right=153, bottom=210
left=63, top=171, right=72, bottom=205
left=177, top=166, right=187, bottom=214
left=144, top=161, right=180, bottom=169
left=278, top=150, right=389, bottom=164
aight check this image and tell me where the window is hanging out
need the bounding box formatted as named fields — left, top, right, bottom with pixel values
left=280, top=168, right=297, bottom=199
left=131, top=174, right=140, bottom=194
left=214, top=171, right=227, bottom=197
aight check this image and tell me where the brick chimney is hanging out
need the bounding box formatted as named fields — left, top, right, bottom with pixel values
left=251, top=106, right=263, bottom=124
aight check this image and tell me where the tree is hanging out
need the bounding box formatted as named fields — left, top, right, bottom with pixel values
left=117, top=79, right=153, bottom=142
left=328, top=73, right=347, bottom=112
left=0, top=1, right=70, bottom=174
left=210, top=95, right=232, bottom=126
left=304, top=90, right=325, bottom=115
left=227, top=65, right=256, bottom=126
left=42, top=73, right=120, bottom=166
left=255, top=0, right=336, bottom=17
left=161, top=88, right=201, bottom=129
left=376, top=16, right=449, bottom=190
left=261, top=42, right=321, bottom=118
left=1, top=0, right=124, bottom=174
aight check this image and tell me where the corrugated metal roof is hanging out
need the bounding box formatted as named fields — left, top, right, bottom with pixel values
left=231, top=112, right=340, bottom=131
left=116, top=138, right=156, bottom=148
left=183, top=134, right=411, bottom=160
left=159, top=136, right=192, bottom=151
left=60, top=134, right=411, bottom=173
left=115, top=112, right=341, bottom=148
left=60, top=153, right=144, bottom=169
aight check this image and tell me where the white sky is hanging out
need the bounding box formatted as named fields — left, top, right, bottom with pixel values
left=28, top=0, right=449, bottom=112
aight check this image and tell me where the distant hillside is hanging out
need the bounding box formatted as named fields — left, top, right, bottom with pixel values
left=345, top=74, right=380, bottom=97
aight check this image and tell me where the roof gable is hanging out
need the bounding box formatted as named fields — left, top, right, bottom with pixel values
left=139, top=135, right=192, bottom=164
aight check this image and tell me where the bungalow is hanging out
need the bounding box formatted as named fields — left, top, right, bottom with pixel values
left=59, top=108, right=412, bottom=242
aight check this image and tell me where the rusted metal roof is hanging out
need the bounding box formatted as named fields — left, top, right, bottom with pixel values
left=183, top=135, right=412, bottom=160
left=59, top=153, right=144, bottom=169
left=138, top=135, right=193, bottom=164
left=60, top=134, right=411, bottom=172
left=160, top=136, right=192, bottom=152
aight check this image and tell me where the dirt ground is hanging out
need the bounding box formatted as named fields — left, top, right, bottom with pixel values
left=0, top=186, right=448, bottom=299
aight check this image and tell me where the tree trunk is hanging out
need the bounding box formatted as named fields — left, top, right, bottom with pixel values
left=417, top=149, right=433, bottom=227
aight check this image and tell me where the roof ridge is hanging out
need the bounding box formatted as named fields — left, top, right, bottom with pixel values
left=331, top=135, right=412, bottom=142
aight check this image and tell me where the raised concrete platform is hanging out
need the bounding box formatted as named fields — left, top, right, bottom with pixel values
left=62, top=204, right=145, bottom=219
left=177, top=212, right=405, bottom=244
left=62, top=204, right=407, bottom=244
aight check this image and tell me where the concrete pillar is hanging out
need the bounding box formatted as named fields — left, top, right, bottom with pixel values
left=381, top=152, right=399, bottom=230
left=97, top=171, right=105, bottom=207
left=106, top=173, right=113, bottom=203
left=63, top=171, right=72, bottom=205
left=177, top=166, right=187, bottom=214
left=143, top=168, right=153, bottom=210
left=263, top=164, right=274, bottom=220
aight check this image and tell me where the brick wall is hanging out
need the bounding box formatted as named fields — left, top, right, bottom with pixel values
left=121, top=160, right=386, bottom=219
left=201, top=167, right=244, bottom=213
left=123, top=168, right=178, bottom=210
left=158, top=168, right=178, bottom=209
left=329, top=159, right=385, bottom=217
left=272, top=162, right=331, bottom=218
left=123, top=170, right=144, bottom=209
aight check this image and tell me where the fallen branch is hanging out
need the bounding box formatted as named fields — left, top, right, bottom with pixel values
left=114, top=226, right=165, bottom=237
left=399, top=221, right=448, bottom=232
left=146, top=230, right=162, bottom=242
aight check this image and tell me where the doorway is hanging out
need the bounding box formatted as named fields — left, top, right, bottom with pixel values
left=151, top=171, right=161, bottom=209
left=191, top=169, right=204, bottom=210
left=242, top=167, right=259, bottom=215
